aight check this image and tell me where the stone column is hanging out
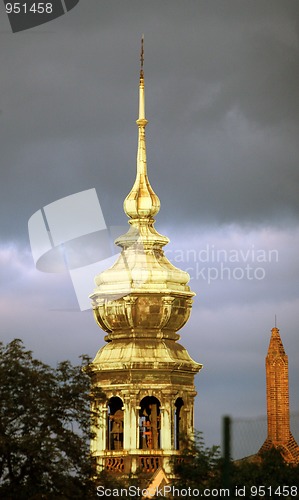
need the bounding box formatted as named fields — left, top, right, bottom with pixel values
left=160, top=402, right=172, bottom=450
left=122, top=395, right=130, bottom=450
left=91, top=402, right=107, bottom=453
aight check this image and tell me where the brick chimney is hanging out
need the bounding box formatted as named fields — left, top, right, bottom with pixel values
left=259, top=327, right=299, bottom=463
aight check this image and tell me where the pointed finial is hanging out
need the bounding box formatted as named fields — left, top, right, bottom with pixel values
left=137, top=35, right=146, bottom=122
left=275, top=314, right=277, bottom=328
left=123, top=37, right=160, bottom=220
left=140, top=35, right=144, bottom=79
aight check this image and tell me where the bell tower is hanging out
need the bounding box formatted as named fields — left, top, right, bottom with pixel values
left=89, top=38, right=202, bottom=477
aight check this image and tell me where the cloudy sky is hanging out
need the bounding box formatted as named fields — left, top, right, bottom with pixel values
left=1, top=1, right=299, bottom=456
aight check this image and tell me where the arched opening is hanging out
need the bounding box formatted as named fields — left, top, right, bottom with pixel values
left=174, top=398, right=184, bottom=450
left=139, top=396, right=161, bottom=450
left=107, top=397, right=124, bottom=450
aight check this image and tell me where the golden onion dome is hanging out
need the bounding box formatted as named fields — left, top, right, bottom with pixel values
left=90, top=37, right=195, bottom=343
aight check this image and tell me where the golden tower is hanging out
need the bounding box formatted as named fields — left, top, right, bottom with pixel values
left=259, top=327, right=299, bottom=463
left=89, top=39, right=202, bottom=476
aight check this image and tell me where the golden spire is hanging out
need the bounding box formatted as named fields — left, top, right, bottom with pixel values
left=91, top=39, right=197, bottom=346
left=124, top=36, right=160, bottom=219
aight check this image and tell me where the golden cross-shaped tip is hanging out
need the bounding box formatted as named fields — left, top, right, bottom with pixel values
left=140, top=35, right=144, bottom=75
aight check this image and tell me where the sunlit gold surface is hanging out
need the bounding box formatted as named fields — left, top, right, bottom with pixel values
left=89, top=46, right=201, bottom=475
left=90, top=69, right=198, bottom=353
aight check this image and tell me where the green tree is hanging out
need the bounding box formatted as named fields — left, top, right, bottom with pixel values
left=173, top=431, right=222, bottom=494
left=173, top=433, right=299, bottom=499
left=0, top=339, right=101, bottom=499
left=230, top=449, right=299, bottom=498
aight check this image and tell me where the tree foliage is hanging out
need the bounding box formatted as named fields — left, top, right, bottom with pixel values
left=0, top=339, right=100, bottom=499
left=229, top=448, right=299, bottom=497
left=173, top=433, right=299, bottom=499
left=173, top=431, right=222, bottom=489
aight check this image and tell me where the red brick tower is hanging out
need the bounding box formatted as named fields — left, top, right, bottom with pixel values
left=259, top=327, right=299, bottom=463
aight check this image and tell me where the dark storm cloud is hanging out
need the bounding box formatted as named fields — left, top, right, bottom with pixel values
left=1, top=0, right=299, bottom=452
left=1, top=0, right=299, bottom=241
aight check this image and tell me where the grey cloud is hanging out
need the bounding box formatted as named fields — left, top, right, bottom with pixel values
left=1, top=0, right=299, bottom=452
left=1, top=1, right=299, bottom=239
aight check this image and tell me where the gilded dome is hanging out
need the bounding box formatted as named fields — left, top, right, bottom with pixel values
left=90, top=47, right=195, bottom=343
